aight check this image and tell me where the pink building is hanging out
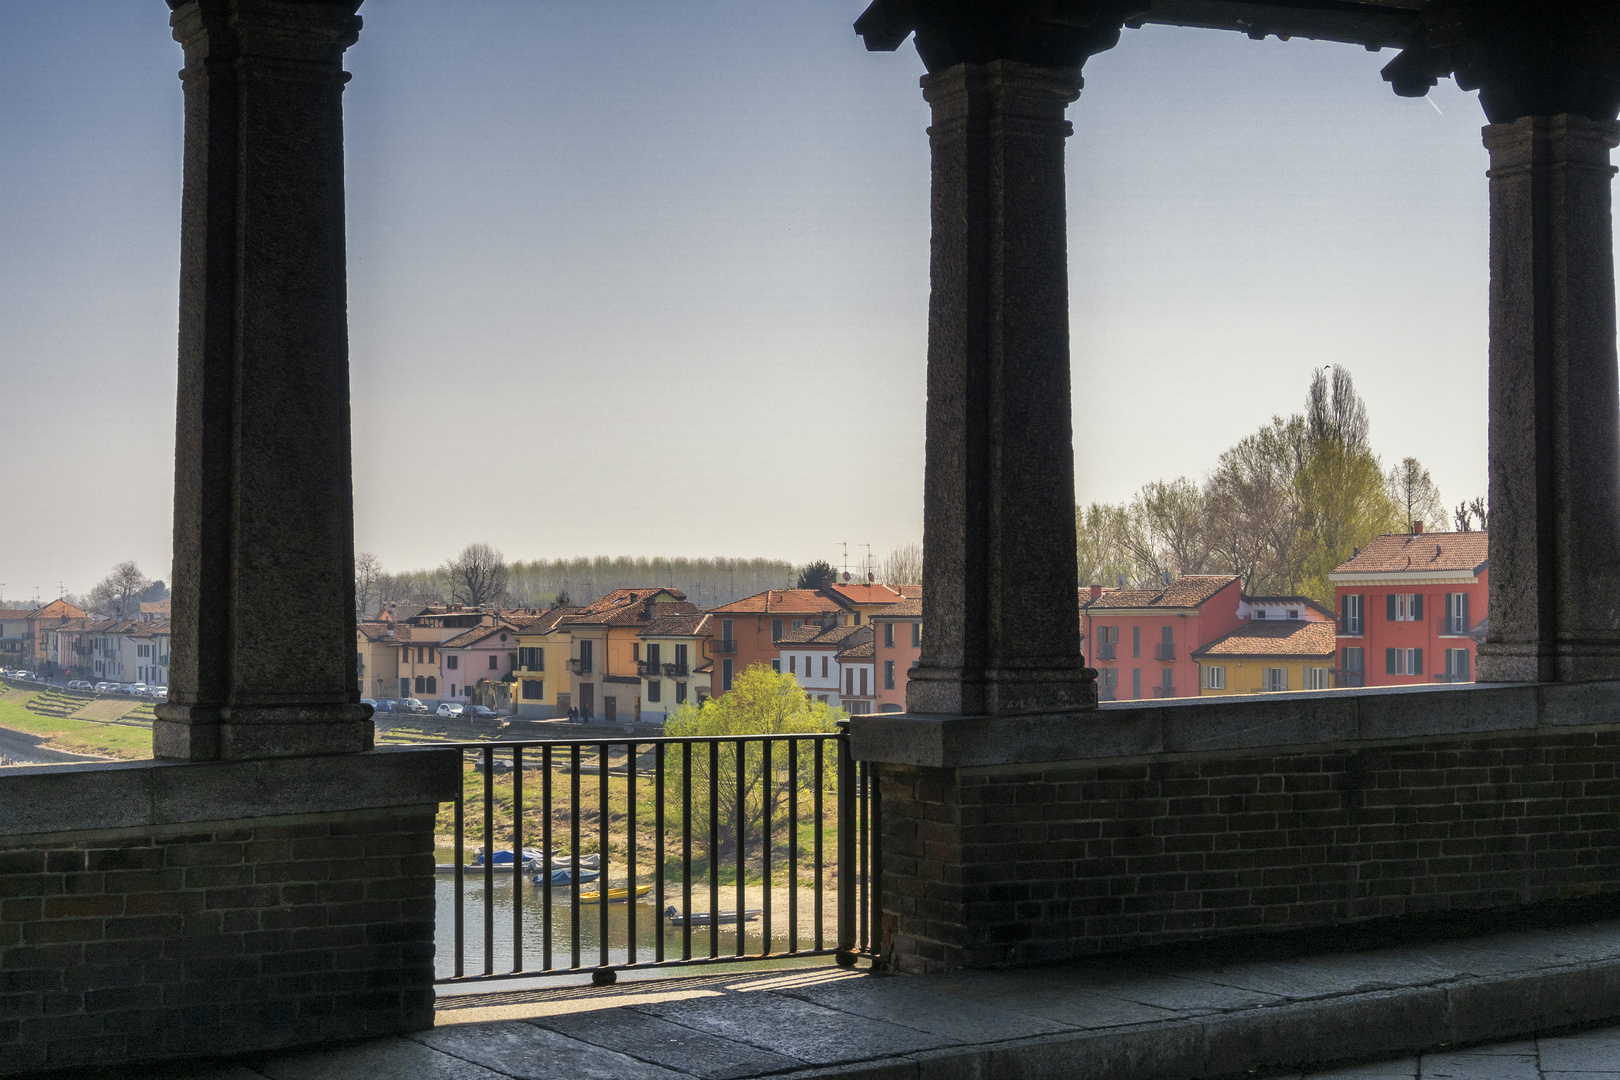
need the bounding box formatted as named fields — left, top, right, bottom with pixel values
left=438, top=620, right=521, bottom=703
left=870, top=597, right=921, bottom=712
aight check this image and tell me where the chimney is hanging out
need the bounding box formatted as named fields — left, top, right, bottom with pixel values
left=1414, top=521, right=1424, bottom=534
left=821, top=577, right=834, bottom=592
left=1088, top=585, right=1102, bottom=600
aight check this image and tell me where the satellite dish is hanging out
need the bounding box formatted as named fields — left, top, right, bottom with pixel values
left=867, top=572, right=875, bottom=582
left=842, top=571, right=851, bottom=582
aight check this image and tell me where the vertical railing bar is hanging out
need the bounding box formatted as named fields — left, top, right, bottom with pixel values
left=571, top=743, right=581, bottom=969
left=871, top=761, right=883, bottom=962
left=655, top=742, right=666, bottom=965
left=762, top=738, right=772, bottom=957
left=859, top=758, right=869, bottom=953
left=814, top=736, right=824, bottom=953
left=627, top=740, right=637, bottom=967
left=512, top=745, right=523, bottom=973
left=453, top=783, right=464, bottom=979
left=736, top=738, right=745, bottom=959
left=682, top=741, right=693, bottom=961
left=788, top=738, right=798, bottom=954
left=483, top=744, right=494, bottom=976
left=542, top=744, right=552, bottom=972
left=598, top=741, right=610, bottom=970
left=709, top=739, right=719, bottom=959
left=837, top=727, right=855, bottom=959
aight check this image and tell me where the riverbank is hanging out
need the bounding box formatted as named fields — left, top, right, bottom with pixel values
left=0, top=690, right=148, bottom=762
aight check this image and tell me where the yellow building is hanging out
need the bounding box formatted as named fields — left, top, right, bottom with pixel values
left=637, top=611, right=716, bottom=723
left=511, top=607, right=581, bottom=720
left=356, top=619, right=400, bottom=699
left=564, top=589, right=694, bottom=722
left=1192, top=621, right=1337, bottom=696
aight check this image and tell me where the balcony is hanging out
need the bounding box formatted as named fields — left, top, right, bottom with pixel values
left=715, top=638, right=736, bottom=654
left=1334, top=670, right=1366, bottom=688
left=1153, top=685, right=1176, bottom=698
left=1154, top=643, right=1175, bottom=661
left=569, top=658, right=591, bottom=675
left=1094, top=643, right=1116, bottom=661
left=665, top=662, right=687, bottom=678
left=1099, top=686, right=1116, bottom=701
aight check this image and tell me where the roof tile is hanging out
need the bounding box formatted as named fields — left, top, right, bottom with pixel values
left=1331, top=532, right=1488, bottom=575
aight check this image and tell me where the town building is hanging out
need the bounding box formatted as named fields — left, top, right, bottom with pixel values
left=870, top=597, right=921, bottom=712
left=1329, top=530, right=1489, bottom=687
left=709, top=589, right=850, bottom=696
left=0, top=609, right=31, bottom=667
left=1240, top=595, right=1335, bottom=623
left=356, top=617, right=400, bottom=698
left=393, top=605, right=501, bottom=703
left=511, top=606, right=583, bottom=720
left=776, top=621, right=869, bottom=707
left=84, top=618, right=170, bottom=686
left=1081, top=576, right=1244, bottom=700
left=637, top=611, right=716, bottom=722
left=1192, top=621, right=1338, bottom=695
left=836, top=636, right=878, bottom=714
left=824, top=582, right=921, bottom=626
left=437, top=620, right=521, bottom=706
left=564, top=589, right=693, bottom=722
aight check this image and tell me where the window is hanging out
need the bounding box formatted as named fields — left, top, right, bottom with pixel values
left=1131, top=667, right=1141, bottom=699
left=884, top=622, right=894, bottom=648
left=911, top=623, right=920, bottom=647
left=1288, top=609, right=1300, bottom=620
left=1446, top=648, right=1470, bottom=681
left=417, top=647, right=424, bottom=664
left=426, top=676, right=437, bottom=694
left=1385, top=648, right=1424, bottom=675
left=1132, top=626, right=1141, bottom=658
left=647, top=644, right=660, bottom=668
left=415, top=676, right=424, bottom=693
left=676, top=682, right=687, bottom=704
left=578, top=640, right=592, bottom=673
left=1263, top=668, right=1287, bottom=692
left=1306, top=667, right=1332, bottom=689
left=772, top=619, right=783, bottom=640
left=821, top=656, right=829, bottom=677
left=1387, top=594, right=1424, bottom=622
left=447, top=655, right=458, bottom=670
left=884, top=661, right=895, bottom=689
left=846, top=668, right=853, bottom=696
left=632, top=643, right=640, bottom=662
left=648, top=680, right=661, bottom=703
left=789, top=655, right=797, bottom=675
left=489, top=654, right=498, bottom=669
left=772, top=659, right=781, bottom=672
left=1254, top=609, right=1268, bottom=619
left=792, top=619, right=802, bottom=631
left=449, top=684, right=456, bottom=697
left=1343, top=647, right=1365, bottom=683
left=1342, top=594, right=1364, bottom=635
left=1160, top=668, right=1173, bottom=689
left=721, top=619, right=733, bottom=644
left=1203, top=666, right=1225, bottom=690
left=429, top=648, right=435, bottom=663
left=859, top=668, right=868, bottom=696
left=674, top=644, right=687, bottom=669
left=519, top=647, right=544, bottom=670
left=522, top=679, right=543, bottom=700
left=1445, top=593, right=1470, bottom=635
left=722, top=659, right=733, bottom=691
left=1101, top=668, right=1118, bottom=688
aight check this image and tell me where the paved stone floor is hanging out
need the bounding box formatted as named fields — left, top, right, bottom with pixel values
left=122, top=920, right=1620, bottom=1079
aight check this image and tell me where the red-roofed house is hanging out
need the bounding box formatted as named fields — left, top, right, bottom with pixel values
left=1329, top=529, right=1488, bottom=687
left=871, top=597, right=921, bottom=712
left=709, top=589, right=850, bottom=696
left=1081, top=576, right=1244, bottom=700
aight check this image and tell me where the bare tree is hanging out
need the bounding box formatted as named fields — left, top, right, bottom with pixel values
left=1387, top=457, right=1446, bottom=533
left=1076, top=502, right=1137, bottom=587
left=444, top=543, right=509, bottom=607
left=1203, top=416, right=1308, bottom=595
left=88, top=561, right=152, bottom=619
left=355, top=552, right=382, bottom=619
left=880, top=543, right=923, bottom=586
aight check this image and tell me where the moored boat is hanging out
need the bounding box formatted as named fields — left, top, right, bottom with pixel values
left=579, top=884, right=653, bottom=904
left=664, top=905, right=762, bottom=926
left=531, top=865, right=601, bottom=887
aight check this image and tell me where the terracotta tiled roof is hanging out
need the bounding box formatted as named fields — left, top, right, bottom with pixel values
left=711, top=589, right=844, bottom=615
left=836, top=640, right=876, bottom=660
left=777, top=624, right=865, bottom=647
left=510, top=607, right=584, bottom=635
left=1192, top=621, right=1337, bottom=659
left=640, top=613, right=714, bottom=638
left=872, top=598, right=921, bottom=618
left=1331, top=532, right=1489, bottom=576
left=440, top=620, right=523, bottom=649
left=1083, top=576, right=1240, bottom=612
left=0, top=611, right=34, bottom=622
left=139, top=600, right=170, bottom=615
left=29, top=599, right=87, bottom=619
left=573, top=588, right=688, bottom=617
left=591, top=600, right=700, bottom=627
left=828, top=584, right=911, bottom=607
left=358, top=621, right=399, bottom=643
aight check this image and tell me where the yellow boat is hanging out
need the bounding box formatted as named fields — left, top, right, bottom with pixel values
left=578, top=884, right=653, bottom=904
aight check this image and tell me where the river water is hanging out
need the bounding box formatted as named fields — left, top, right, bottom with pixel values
left=434, top=875, right=838, bottom=980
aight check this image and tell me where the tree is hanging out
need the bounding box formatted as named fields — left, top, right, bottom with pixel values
left=796, top=560, right=837, bottom=590
left=664, top=665, right=842, bottom=856
left=355, top=552, right=382, bottom=619
left=1202, top=416, right=1308, bottom=596
left=1387, top=457, right=1446, bottom=534
left=880, top=543, right=922, bottom=586
left=1076, top=501, right=1136, bottom=587
left=1454, top=496, right=1488, bottom=532
left=443, top=543, right=509, bottom=607
left=87, top=562, right=152, bottom=619
left=1126, top=478, right=1211, bottom=581
left=553, top=589, right=572, bottom=608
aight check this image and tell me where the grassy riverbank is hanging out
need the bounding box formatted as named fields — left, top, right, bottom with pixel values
left=0, top=692, right=152, bottom=760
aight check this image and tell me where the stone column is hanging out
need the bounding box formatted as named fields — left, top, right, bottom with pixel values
left=155, top=0, right=372, bottom=760
left=905, top=64, right=1094, bottom=716
left=1476, top=115, right=1620, bottom=682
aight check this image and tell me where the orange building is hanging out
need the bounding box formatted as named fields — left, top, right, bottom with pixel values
left=708, top=589, right=849, bottom=695
left=870, top=597, right=921, bottom=712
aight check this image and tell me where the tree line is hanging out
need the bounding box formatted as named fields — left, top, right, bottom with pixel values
left=1077, top=366, right=1486, bottom=606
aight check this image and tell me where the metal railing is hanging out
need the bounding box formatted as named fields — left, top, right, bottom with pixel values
left=1093, top=643, right=1116, bottom=661
left=1153, top=644, right=1175, bottom=661
left=715, top=639, right=737, bottom=654
left=1152, top=685, right=1176, bottom=698
left=435, top=725, right=880, bottom=985
left=569, top=657, right=592, bottom=675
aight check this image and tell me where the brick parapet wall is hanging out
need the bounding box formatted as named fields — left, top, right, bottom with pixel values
left=0, top=804, right=438, bottom=1075
left=880, top=729, right=1620, bottom=973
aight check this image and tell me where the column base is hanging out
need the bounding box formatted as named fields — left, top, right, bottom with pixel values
left=1477, top=640, right=1620, bottom=684
left=155, top=703, right=374, bottom=760
left=906, top=664, right=1097, bottom=715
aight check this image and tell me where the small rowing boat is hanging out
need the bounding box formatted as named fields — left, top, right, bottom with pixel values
left=664, top=905, right=762, bottom=926
left=531, top=866, right=601, bottom=886
left=579, top=884, right=653, bottom=904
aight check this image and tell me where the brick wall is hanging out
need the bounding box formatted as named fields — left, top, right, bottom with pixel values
left=880, top=730, right=1620, bottom=973
left=0, top=805, right=437, bottom=1075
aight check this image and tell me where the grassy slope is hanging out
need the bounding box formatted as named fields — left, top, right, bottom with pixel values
left=0, top=696, right=152, bottom=760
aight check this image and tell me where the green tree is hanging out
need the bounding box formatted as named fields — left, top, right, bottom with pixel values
left=665, top=665, right=842, bottom=858
left=795, top=560, right=837, bottom=590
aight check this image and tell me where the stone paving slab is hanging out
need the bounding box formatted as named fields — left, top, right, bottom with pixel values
left=124, top=920, right=1620, bottom=1080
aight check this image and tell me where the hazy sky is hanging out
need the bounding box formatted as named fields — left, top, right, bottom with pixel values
left=0, top=1, right=1507, bottom=601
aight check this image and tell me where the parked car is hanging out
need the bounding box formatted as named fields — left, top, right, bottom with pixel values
left=465, top=705, right=497, bottom=720
left=436, top=702, right=464, bottom=718
left=66, top=680, right=92, bottom=691
left=130, top=683, right=148, bottom=695
left=150, top=686, right=168, bottom=700
left=373, top=698, right=396, bottom=713
left=360, top=698, right=378, bottom=713
left=400, top=698, right=429, bottom=714
left=94, top=681, right=111, bottom=692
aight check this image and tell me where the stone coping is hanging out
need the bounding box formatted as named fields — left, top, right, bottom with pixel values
left=848, top=680, right=1620, bottom=768
left=0, top=746, right=461, bottom=842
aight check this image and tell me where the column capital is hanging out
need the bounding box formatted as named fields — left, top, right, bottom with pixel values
left=168, top=0, right=362, bottom=65
left=1382, top=0, right=1620, bottom=123
left=855, top=0, right=1144, bottom=74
